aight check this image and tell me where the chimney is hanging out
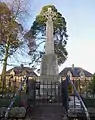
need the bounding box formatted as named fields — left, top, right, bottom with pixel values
left=20, top=64, right=24, bottom=68
left=72, top=64, right=74, bottom=69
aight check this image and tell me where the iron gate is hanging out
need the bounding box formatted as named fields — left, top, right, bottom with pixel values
left=35, top=80, right=61, bottom=104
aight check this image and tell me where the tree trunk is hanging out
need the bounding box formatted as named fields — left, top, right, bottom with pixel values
left=1, top=42, right=9, bottom=94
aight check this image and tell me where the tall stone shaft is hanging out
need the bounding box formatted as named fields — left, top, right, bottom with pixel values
left=45, top=17, right=54, bottom=54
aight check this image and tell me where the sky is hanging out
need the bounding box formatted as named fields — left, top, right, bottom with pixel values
left=0, top=0, right=95, bottom=73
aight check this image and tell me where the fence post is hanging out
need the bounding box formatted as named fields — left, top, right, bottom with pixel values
left=61, top=76, right=69, bottom=114
left=27, top=78, right=36, bottom=108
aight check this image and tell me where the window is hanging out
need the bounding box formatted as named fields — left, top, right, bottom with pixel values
left=67, top=71, right=72, bottom=79
left=80, top=70, right=85, bottom=79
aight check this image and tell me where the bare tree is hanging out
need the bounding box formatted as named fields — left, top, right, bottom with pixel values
left=0, top=0, right=33, bottom=93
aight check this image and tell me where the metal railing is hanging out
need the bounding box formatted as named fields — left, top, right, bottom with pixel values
left=4, top=76, right=27, bottom=118
left=35, top=80, right=60, bottom=104
left=66, top=75, right=90, bottom=120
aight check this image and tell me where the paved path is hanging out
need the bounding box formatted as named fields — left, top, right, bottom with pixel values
left=26, top=104, right=68, bottom=120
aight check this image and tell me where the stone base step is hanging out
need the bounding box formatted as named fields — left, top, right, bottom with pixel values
left=26, top=104, right=68, bottom=120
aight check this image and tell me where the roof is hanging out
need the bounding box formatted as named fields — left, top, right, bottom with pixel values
left=6, top=66, right=38, bottom=77
left=59, top=67, right=93, bottom=77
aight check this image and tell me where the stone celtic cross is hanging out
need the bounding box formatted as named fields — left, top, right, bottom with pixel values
left=43, top=8, right=56, bottom=54
left=40, top=7, right=59, bottom=84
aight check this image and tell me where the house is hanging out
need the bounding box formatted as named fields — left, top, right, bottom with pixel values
left=59, top=64, right=93, bottom=93
left=59, top=64, right=93, bottom=80
left=5, top=64, right=38, bottom=87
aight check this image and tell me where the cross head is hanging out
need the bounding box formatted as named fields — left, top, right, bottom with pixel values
left=43, top=7, right=56, bottom=20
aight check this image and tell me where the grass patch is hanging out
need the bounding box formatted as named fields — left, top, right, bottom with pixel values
left=0, top=96, right=21, bottom=107
left=82, top=98, right=95, bottom=107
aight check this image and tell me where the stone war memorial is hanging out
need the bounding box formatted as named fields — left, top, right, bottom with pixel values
left=0, top=2, right=94, bottom=120
left=40, top=8, right=59, bottom=99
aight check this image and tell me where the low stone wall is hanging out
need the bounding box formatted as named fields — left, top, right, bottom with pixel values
left=68, top=107, right=95, bottom=119
left=0, top=107, right=26, bottom=119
